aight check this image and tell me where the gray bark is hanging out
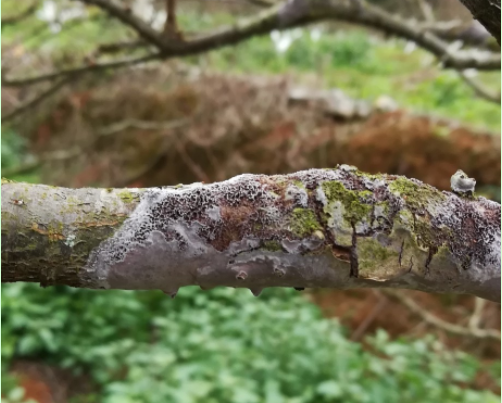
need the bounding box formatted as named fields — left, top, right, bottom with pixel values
left=1, top=167, right=500, bottom=302
left=458, top=0, right=501, bottom=45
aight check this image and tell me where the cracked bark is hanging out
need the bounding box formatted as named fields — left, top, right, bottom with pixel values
left=458, top=0, right=501, bottom=45
left=1, top=166, right=500, bottom=302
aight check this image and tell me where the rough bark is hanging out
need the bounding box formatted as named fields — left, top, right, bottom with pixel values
left=458, top=0, right=501, bottom=45
left=1, top=167, right=500, bottom=302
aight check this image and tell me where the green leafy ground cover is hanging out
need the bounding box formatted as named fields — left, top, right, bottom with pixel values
left=2, top=284, right=500, bottom=403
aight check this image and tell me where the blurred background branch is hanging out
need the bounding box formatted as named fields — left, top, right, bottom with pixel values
left=3, top=0, right=501, bottom=88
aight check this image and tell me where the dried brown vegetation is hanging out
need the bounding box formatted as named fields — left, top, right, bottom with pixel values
left=11, top=65, right=498, bottom=196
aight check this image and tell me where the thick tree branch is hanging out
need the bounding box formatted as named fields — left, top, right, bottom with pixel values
left=2, top=167, right=500, bottom=302
left=4, top=0, right=500, bottom=87
left=78, top=0, right=173, bottom=49
left=424, top=20, right=498, bottom=49
left=458, top=0, right=501, bottom=45
left=2, top=53, right=160, bottom=87
left=86, top=0, right=500, bottom=70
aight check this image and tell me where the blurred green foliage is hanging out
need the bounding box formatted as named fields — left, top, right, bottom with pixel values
left=2, top=284, right=500, bottom=403
left=1, top=128, right=40, bottom=183
left=1, top=129, right=27, bottom=170
left=204, top=30, right=500, bottom=131
left=2, top=3, right=500, bottom=130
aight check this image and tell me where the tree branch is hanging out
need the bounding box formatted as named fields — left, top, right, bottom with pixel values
left=458, top=70, right=501, bottom=103
left=1, top=78, right=70, bottom=123
left=242, top=0, right=277, bottom=7
left=95, top=40, right=147, bottom=55
left=4, top=0, right=500, bottom=87
left=383, top=289, right=500, bottom=340
left=328, top=0, right=500, bottom=70
left=458, top=0, right=501, bottom=45
left=2, top=53, right=160, bottom=87
left=77, top=0, right=173, bottom=50
left=2, top=167, right=500, bottom=302
left=1, top=117, right=191, bottom=178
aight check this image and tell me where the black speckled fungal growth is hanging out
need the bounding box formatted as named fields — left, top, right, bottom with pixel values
left=2, top=166, right=500, bottom=302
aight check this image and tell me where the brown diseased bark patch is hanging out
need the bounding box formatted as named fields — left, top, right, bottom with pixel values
left=211, top=203, right=256, bottom=251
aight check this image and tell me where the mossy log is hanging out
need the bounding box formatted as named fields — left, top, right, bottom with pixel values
left=2, top=166, right=500, bottom=302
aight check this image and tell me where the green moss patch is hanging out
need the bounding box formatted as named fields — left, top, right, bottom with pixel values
left=357, top=238, right=399, bottom=272
left=117, top=190, right=140, bottom=204
left=263, top=240, right=282, bottom=251
left=388, top=177, right=445, bottom=210
left=290, top=208, right=322, bottom=237
left=321, top=181, right=373, bottom=224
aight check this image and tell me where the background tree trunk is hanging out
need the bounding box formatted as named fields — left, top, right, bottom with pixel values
left=459, top=0, right=501, bottom=44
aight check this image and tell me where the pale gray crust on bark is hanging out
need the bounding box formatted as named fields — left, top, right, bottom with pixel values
left=2, top=167, right=500, bottom=302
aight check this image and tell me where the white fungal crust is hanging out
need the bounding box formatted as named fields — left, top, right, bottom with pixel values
left=83, top=169, right=345, bottom=291
left=451, top=170, right=476, bottom=193
left=82, top=167, right=500, bottom=301
left=431, top=194, right=501, bottom=281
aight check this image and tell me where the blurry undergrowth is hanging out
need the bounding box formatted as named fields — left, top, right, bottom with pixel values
left=2, top=284, right=500, bottom=403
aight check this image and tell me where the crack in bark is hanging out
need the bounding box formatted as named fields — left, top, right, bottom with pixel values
left=308, top=188, right=347, bottom=265
left=370, top=204, right=376, bottom=228
left=425, top=246, right=438, bottom=276
left=311, top=193, right=352, bottom=265
left=399, top=240, right=405, bottom=267
left=408, top=256, right=414, bottom=273
left=350, top=223, right=359, bottom=278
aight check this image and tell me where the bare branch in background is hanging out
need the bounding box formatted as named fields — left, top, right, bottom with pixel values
left=77, top=0, right=176, bottom=50
left=3, top=0, right=500, bottom=87
left=2, top=53, right=160, bottom=87
left=468, top=297, right=487, bottom=329
left=421, top=20, right=497, bottom=48
left=415, top=0, right=434, bottom=23
left=458, top=70, right=500, bottom=103
left=96, top=116, right=191, bottom=136
left=174, top=139, right=211, bottom=183
left=163, top=0, right=184, bottom=40
left=95, top=40, right=147, bottom=55
left=242, top=0, right=277, bottom=7
left=1, top=78, right=70, bottom=123
left=350, top=291, right=389, bottom=341
left=383, top=289, right=501, bottom=340
left=1, top=117, right=191, bottom=178
left=409, top=4, right=500, bottom=104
